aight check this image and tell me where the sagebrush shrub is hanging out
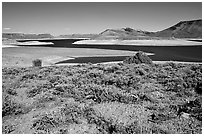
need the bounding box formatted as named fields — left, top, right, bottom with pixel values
left=32, top=59, right=42, bottom=67
left=2, top=93, right=23, bottom=117
left=2, top=62, right=202, bottom=134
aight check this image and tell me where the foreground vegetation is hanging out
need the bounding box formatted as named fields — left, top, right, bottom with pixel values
left=2, top=62, right=202, bottom=134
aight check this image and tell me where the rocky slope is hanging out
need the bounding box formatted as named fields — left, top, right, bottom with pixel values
left=153, top=19, right=202, bottom=38
left=95, top=27, right=156, bottom=40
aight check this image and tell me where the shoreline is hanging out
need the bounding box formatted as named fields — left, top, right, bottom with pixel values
left=2, top=60, right=201, bottom=68
left=2, top=39, right=201, bottom=68
left=73, top=39, right=202, bottom=46
left=53, top=60, right=202, bottom=67
left=2, top=39, right=202, bottom=48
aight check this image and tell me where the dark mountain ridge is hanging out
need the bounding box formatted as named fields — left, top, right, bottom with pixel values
left=2, top=19, right=202, bottom=40
left=94, top=19, right=202, bottom=40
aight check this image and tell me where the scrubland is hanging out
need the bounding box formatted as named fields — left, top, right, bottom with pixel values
left=2, top=62, right=202, bottom=134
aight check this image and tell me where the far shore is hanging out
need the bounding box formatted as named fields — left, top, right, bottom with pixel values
left=73, top=39, right=202, bottom=46
left=2, top=38, right=202, bottom=48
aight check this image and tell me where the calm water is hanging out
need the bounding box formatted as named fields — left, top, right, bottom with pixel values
left=55, top=45, right=202, bottom=64
left=17, top=39, right=202, bottom=64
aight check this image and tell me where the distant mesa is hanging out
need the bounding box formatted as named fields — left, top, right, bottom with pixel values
left=2, top=33, right=54, bottom=39
left=57, top=34, right=98, bottom=39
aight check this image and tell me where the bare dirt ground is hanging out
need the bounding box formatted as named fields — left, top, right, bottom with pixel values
left=2, top=46, right=138, bottom=67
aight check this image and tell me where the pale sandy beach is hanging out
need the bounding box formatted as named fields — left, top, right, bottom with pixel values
left=2, top=44, right=19, bottom=48
left=73, top=39, right=201, bottom=46
left=13, top=41, right=54, bottom=46
left=2, top=40, right=54, bottom=48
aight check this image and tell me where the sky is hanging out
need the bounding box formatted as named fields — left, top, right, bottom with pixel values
left=2, top=2, right=202, bottom=36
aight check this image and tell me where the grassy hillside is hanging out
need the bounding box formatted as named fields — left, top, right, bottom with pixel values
left=2, top=62, right=202, bottom=134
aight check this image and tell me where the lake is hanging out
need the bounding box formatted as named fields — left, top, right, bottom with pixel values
left=10, top=39, right=202, bottom=64
left=55, top=44, right=202, bottom=64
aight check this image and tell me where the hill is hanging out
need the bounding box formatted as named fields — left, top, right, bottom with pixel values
left=2, top=19, right=202, bottom=40
left=153, top=19, right=202, bottom=38
left=94, top=19, right=202, bottom=40
left=95, top=27, right=157, bottom=40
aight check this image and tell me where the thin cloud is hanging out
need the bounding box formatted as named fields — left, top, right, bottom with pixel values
left=3, top=27, right=11, bottom=30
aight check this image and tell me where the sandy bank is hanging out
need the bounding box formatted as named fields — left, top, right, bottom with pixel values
left=73, top=39, right=202, bottom=46
left=2, top=47, right=139, bottom=67
left=14, top=41, right=54, bottom=45
left=2, top=41, right=54, bottom=48
left=2, top=44, right=19, bottom=48
left=42, top=56, right=75, bottom=66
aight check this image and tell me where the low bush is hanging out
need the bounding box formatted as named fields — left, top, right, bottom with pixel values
left=32, top=59, right=42, bottom=67
left=2, top=93, right=23, bottom=117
